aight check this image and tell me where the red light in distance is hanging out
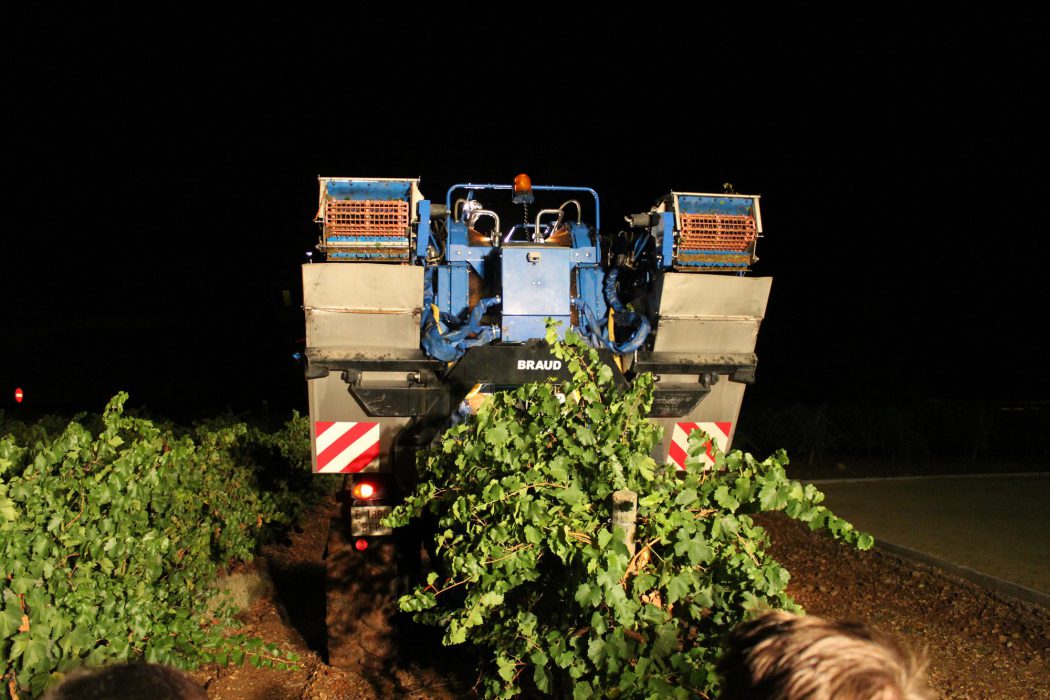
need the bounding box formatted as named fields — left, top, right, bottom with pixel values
left=14, top=388, right=23, bottom=404
left=354, top=539, right=369, bottom=551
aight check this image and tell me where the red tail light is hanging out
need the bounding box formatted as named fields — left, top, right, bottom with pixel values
left=352, top=481, right=377, bottom=500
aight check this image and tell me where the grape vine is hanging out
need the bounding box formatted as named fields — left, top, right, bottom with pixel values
left=0, top=395, right=328, bottom=698
left=386, top=324, right=872, bottom=699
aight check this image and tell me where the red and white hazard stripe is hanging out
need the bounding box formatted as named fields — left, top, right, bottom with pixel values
left=314, top=421, right=380, bottom=474
left=666, top=421, right=732, bottom=471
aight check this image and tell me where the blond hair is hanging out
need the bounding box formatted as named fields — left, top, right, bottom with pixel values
left=718, top=611, right=932, bottom=700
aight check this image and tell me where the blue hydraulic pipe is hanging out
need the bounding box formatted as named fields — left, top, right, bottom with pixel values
left=421, top=270, right=460, bottom=361
left=421, top=275, right=503, bottom=361
left=442, top=296, right=502, bottom=343
left=600, top=269, right=651, bottom=353
left=631, top=232, right=649, bottom=260
left=608, top=312, right=650, bottom=354
left=572, top=297, right=651, bottom=355
left=604, top=268, right=627, bottom=314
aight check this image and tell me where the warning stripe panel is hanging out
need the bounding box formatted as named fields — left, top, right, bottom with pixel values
left=317, top=422, right=373, bottom=464
left=315, top=421, right=380, bottom=474
left=666, top=421, right=732, bottom=471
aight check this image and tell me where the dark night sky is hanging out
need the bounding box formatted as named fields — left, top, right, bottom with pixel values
left=2, top=9, right=1046, bottom=416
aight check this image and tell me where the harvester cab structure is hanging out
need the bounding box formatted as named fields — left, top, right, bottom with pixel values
left=302, top=175, right=772, bottom=670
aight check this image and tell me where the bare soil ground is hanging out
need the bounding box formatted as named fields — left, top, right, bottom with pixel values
left=192, top=499, right=1050, bottom=699
left=189, top=499, right=467, bottom=700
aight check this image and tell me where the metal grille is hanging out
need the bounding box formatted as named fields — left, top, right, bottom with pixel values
left=325, top=199, right=409, bottom=237
left=679, top=213, right=756, bottom=251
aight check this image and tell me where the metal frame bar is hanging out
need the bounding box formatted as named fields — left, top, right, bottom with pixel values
left=444, top=183, right=602, bottom=237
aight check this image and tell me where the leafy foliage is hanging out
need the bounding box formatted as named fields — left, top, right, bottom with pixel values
left=0, top=395, right=327, bottom=698
left=387, top=325, right=872, bottom=699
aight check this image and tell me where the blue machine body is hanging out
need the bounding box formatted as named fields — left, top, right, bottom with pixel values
left=429, top=184, right=610, bottom=353
left=316, top=178, right=680, bottom=361
left=654, top=211, right=675, bottom=270
left=326, top=180, right=412, bottom=201
left=500, top=246, right=573, bottom=342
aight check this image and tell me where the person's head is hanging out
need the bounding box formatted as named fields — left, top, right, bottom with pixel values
left=42, top=663, right=208, bottom=700
left=718, top=611, right=931, bottom=700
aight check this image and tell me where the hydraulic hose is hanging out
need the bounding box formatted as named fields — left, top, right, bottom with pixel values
left=421, top=270, right=502, bottom=361
left=598, top=268, right=652, bottom=354
left=421, top=270, right=460, bottom=361
left=604, top=268, right=627, bottom=313
left=572, top=296, right=651, bottom=355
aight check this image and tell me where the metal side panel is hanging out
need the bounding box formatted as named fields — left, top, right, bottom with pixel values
left=303, top=262, right=421, bottom=473
left=651, top=378, right=747, bottom=464
left=652, top=272, right=771, bottom=355
left=307, top=372, right=410, bottom=474
left=655, top=319, right=762, bottom=354
left=302, top=263, right=423, bottom=349
left=649, top=272, right=772, bottom=464
left=652, top=272, right=772, bottom=323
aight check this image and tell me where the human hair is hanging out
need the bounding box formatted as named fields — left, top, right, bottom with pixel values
left=42, top=663, right=208, bottom=700
left=717, top=611, right=932, bottom=700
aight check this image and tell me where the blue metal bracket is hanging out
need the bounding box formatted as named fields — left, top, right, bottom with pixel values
left=659, top=211, right=675, bottom=269
left=415, top=199, right=431, bottom=261
left=326, top=180, right=412, bottom=201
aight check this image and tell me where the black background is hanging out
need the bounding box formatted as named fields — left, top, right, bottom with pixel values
left=3, top=9, right=1045, bottom=420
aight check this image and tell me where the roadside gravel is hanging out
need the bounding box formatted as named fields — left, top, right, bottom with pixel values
left=760, top=512, right=1050, bottom=699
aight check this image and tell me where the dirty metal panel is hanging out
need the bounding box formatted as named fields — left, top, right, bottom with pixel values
left=652, top=272, right=772, bottom=322
left=306, top=312, right=420, bottom=349
left=307, top=371, right=410, bottom=474
left=502, top=315, right=572, bottom=343
left=658, top=211, right=675, bottom=269
left=415, top=199, right=431, bottom=259
left=655, top=319, right=761, bottom=354
left=647, top=272, right=771, bottom=459
left=650, top=377, right=747, bottom=462
left=303, top=262, right=421, bottom=312
left=676, top=194, right=756, bottom=218
left=303, top=263, right=422, bottom=350
left=501, top=247, right=573, bottom=317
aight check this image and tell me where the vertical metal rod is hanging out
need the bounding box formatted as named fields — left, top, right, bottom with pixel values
left=611, top=490, right=638, bottom=558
